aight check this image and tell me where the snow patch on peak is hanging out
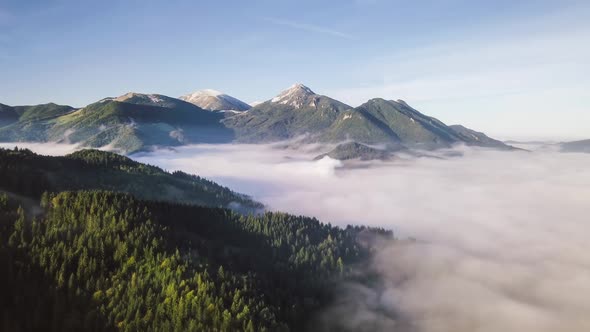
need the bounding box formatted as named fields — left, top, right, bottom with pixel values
left=218, top=110, right=243, bottom=114
left=99, top=97, right=115, bottom=103
left=288, top=83, right=314, bottom=94
left=147, top=94, right=163, bottom=103
left=271, top=83, right=316, bottom=106
left=114, top=92, right=164, bottom=104
left=179, top=89, right=250, bottom=111
left=114, top=92, right=139, bottom=101
left=183, top=89, right=224, bottom=99
left=201, top=89, right=222, bottom=97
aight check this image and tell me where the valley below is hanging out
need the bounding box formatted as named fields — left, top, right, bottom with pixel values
left=2, top=141, right=590, bottom=331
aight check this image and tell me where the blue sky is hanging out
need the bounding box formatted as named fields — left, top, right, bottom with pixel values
left=1, top=0, right=588, bottom=140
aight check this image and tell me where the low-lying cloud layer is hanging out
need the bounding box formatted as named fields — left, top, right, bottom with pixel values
left=135, top=144, right=590, bottom=332
left=3, top=142, right=590, bottom=331
left=0, top=142, right=80, bottom=155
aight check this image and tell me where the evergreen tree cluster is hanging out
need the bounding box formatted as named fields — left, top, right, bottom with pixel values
left=0, top=191, right=391, bottom=331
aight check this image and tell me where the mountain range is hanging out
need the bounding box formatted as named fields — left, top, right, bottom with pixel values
left=0, top=83, right=517, bottom=157
left=0, top=94, right=233, bottom=153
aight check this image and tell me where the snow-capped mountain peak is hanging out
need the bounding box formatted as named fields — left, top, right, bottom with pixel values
left=287, top=83, right=314, bottom=95
left=180, top=89, right=250, bottom=112
left=270, top=83, right=317, bottom=107
left=184, top=89, right=223, bottom=98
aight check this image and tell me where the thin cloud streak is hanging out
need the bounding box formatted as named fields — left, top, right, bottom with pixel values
left=263, top=17, right=354, bottom=39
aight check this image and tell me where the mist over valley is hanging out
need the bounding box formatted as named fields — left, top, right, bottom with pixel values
left=2, top=140, right=588, bottom=331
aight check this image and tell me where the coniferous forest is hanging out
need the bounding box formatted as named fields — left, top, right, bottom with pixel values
left=0, top=148, right=392, bottom=331
left=0, top=147, right=262, bottom=211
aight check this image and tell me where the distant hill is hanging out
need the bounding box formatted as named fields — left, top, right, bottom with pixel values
left=560, top=139, right=590, bottom=153
left=13, top=102, right=75, bottom=121
left=0, top=103, right=76, bottom=141
left=314, top=142, right=400, bottom=161
left=0, top=147, right=261, bottom=210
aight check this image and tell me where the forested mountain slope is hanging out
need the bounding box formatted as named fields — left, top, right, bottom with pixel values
left=0, top=190, right=391, bottom=331
left=0, top=147, right=261, bottom=210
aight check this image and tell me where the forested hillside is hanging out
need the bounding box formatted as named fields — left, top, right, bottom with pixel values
left=0, top=147, right=261, bottom=211
left=0, top=146, right=392, bottom=331
left=0, top=191, right=391, bottom=331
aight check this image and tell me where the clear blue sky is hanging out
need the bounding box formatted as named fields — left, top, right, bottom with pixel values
left=1, top=0, right=588, bottom=139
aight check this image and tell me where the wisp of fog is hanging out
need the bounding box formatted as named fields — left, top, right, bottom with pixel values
left=4, top=142, right=590, bottom=331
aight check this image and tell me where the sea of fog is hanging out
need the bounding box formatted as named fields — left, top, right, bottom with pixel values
left=2, top=141, right=590, bottom=331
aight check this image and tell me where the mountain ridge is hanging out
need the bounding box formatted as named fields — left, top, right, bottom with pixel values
left=560, top=139, right=590, bottom=153
left=222, top=84, right=354, bottom=143
left=0, top=83, right=514, bottom=155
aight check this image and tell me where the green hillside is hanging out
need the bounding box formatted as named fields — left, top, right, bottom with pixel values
left=321, top=99, right=461, bottom=148
left=0, top=103, right=19, bottom=126
left=0, top=103, right=76, bottom=142
left=13, top=103, right=75, bottom=121
left=448, top=125, right=513, bottom=149
left=0, top=96, right=233, bottom=154
left=0, top=147, right=261, bottom=211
